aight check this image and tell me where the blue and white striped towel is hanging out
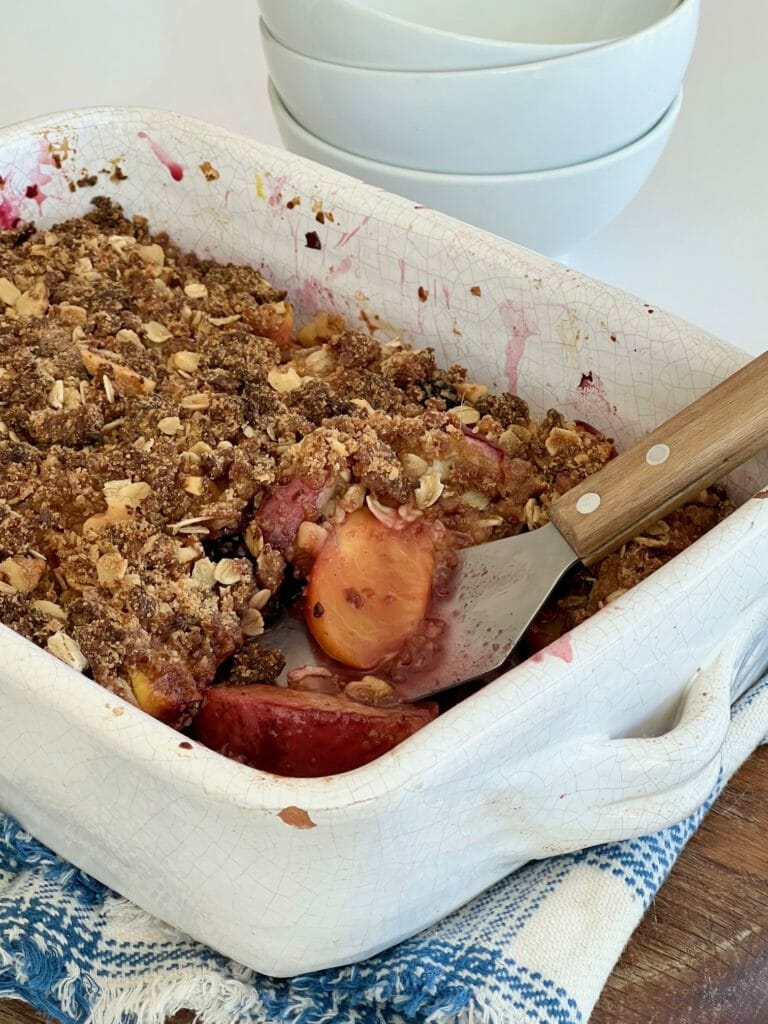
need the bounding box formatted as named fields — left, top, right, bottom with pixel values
left=2, top=675, right=767, bottom=1024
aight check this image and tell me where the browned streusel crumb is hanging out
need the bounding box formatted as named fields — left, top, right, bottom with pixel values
left=0, top=199, right=733, bottom=725
left=226, top=641, right=286, bottom=686
left=525, top=486, right=734, bottom=653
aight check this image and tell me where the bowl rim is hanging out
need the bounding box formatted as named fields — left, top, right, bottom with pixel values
left=300, top=0, right=679, bottom=53
left=269, top=78, right=684, bottom=182
left=260, top=0, right=614, bottom=63
left=260, top=0, right=697, bottom=80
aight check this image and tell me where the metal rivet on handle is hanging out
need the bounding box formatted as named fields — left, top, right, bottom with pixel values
left=646, top=443, right=671, bottom=466
left=576, top=492, right=601, bottom=515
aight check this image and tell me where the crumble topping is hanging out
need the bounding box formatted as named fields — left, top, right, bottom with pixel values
left=0, top=199, right=733, bottom=729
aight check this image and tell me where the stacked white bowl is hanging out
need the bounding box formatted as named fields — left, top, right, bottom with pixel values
left=260, top=0, right=699, bottom=257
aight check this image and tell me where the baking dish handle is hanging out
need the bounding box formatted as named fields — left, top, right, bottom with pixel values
left=527, top=601, right=768, bottom=843
left=601, top=594, right=768, bottom=808
left=581, top=657, right=730, bottom=814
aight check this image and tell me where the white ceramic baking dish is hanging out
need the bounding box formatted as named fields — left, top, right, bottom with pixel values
left=1, top=108, right=768, bottom=978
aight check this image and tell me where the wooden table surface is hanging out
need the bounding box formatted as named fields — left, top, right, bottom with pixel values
left=2, top=746, right=767, bottom=1024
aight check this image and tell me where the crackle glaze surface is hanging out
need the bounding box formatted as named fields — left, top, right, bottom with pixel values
left=1, top=108, right=767, bottom=977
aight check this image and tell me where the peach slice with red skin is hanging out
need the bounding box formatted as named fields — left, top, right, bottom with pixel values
left=193, top=684, right=437, bottom=777
left=256, top=478, right=327, bottom=554
left=305, top=507, right=436, bottom=671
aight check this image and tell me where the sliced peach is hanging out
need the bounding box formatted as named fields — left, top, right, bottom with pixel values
left=192, top=683, right=437, bottom=777
left=460, top=426, right=507, bottom=465
left=305, top=507, right=435, bottom=670
left=244, top=300, right=294, bottom=347
left=256, top=478, right=326, bottom=553
left=127, top=662, right=200, bottom=727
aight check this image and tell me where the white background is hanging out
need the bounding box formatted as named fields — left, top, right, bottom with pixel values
left=1, top=0, right=764, bottom=355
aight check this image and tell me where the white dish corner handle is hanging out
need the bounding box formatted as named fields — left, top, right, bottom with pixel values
left=573, top=598, right=768, bottom=843
left=515, top=600, right=768, bottom=849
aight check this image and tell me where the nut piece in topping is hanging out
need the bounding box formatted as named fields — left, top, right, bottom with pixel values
left=402, top=453, right=429, bottom=478
left=182, top=475, right=204, bottom=495
left=414, top=469, right=444, bottom=509
left=169, top=350, right=201, bottom=373
left=461, top=489, right=490, bottom=510
left=457, top=381, right=488, bottom=403
left=339, top=483, right=367, bottom=513
left=15, top=281, right=49, bottom=318
left=240, top=608, right=265, bottom=636
left=116, top=328, right=143, bottom=348
left=545, top=427, right=583, bottom=457
left=143, top=320, right=173, bottom=344
left=213, top=559, right=242, bottom=586
left=345, top=675, right=396, bottom=707
left=138, top=243, right=165, bottom=266
left=0, top=557, right=46, bottom=593
left=47, top=379, right=65, bottom=410
left=96, top=552, right=129, bottom=586
left=83, top=505, right=131, bottom=535
left=191, top=557, right=217, bottom=587
left=47, top=631, right=89, bottom=672
left=249, top=588, right=271, bottom=611
left=32, top=600, right=67, bottom=623
left=304, top=347, right=333, bottom=375
left=180, top=392, right=210, bottom=410
left=208, top=314, right=241, bottom=326
left=184, top=282, right=208, bottom=300
left=158, top=416, right=182, bottom=435
left=0, top=277, right=21, bottom=306
left=57, top=303, right=88, bottom=325
left=267, top=366, right=303, bottom=394
left=449, top=406, right=481, bottom=426
left=103, top=480, right=151, bottom=505
left=244, top=525, right=264, bottom=558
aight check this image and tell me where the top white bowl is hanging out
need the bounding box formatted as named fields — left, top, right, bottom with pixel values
left=258, top=0, right=680, bottom=71
left=260, top=0, right=699, bottom=175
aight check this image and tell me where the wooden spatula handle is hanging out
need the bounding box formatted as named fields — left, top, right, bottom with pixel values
left=550, top=351, right=768, bottom=566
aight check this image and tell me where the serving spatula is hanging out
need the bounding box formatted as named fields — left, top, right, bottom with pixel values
left=262, top=351, right=768, bottom=702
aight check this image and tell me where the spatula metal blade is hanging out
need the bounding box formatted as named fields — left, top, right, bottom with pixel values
left=390, top=521, right=579, bottom=701
left=261, top=522, right=579, bottom=702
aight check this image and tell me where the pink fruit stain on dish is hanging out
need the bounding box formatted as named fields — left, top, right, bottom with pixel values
left=290, top=275, right=336, bottom=315
left=137, top=131, right=184, bottom=181
left=530, top=634, right=574, bottom=664
left=0, top=187, right=19, bottom=230
left=327, top=256, right=354, bottom=279
left=442, top=283, right=451, bottom=309
left=398, top=258, right=406, bottom=285
left=499, top=299, right=539, bottom=393
left=0, top=140, right=56, bottom=228
left=267, top=174, right=288, bottom=210
left=24, top=141, right=55, bottom=212
left=336, top=216, right=370, bottom=248
left=576, top=370, right=616, bottom=418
